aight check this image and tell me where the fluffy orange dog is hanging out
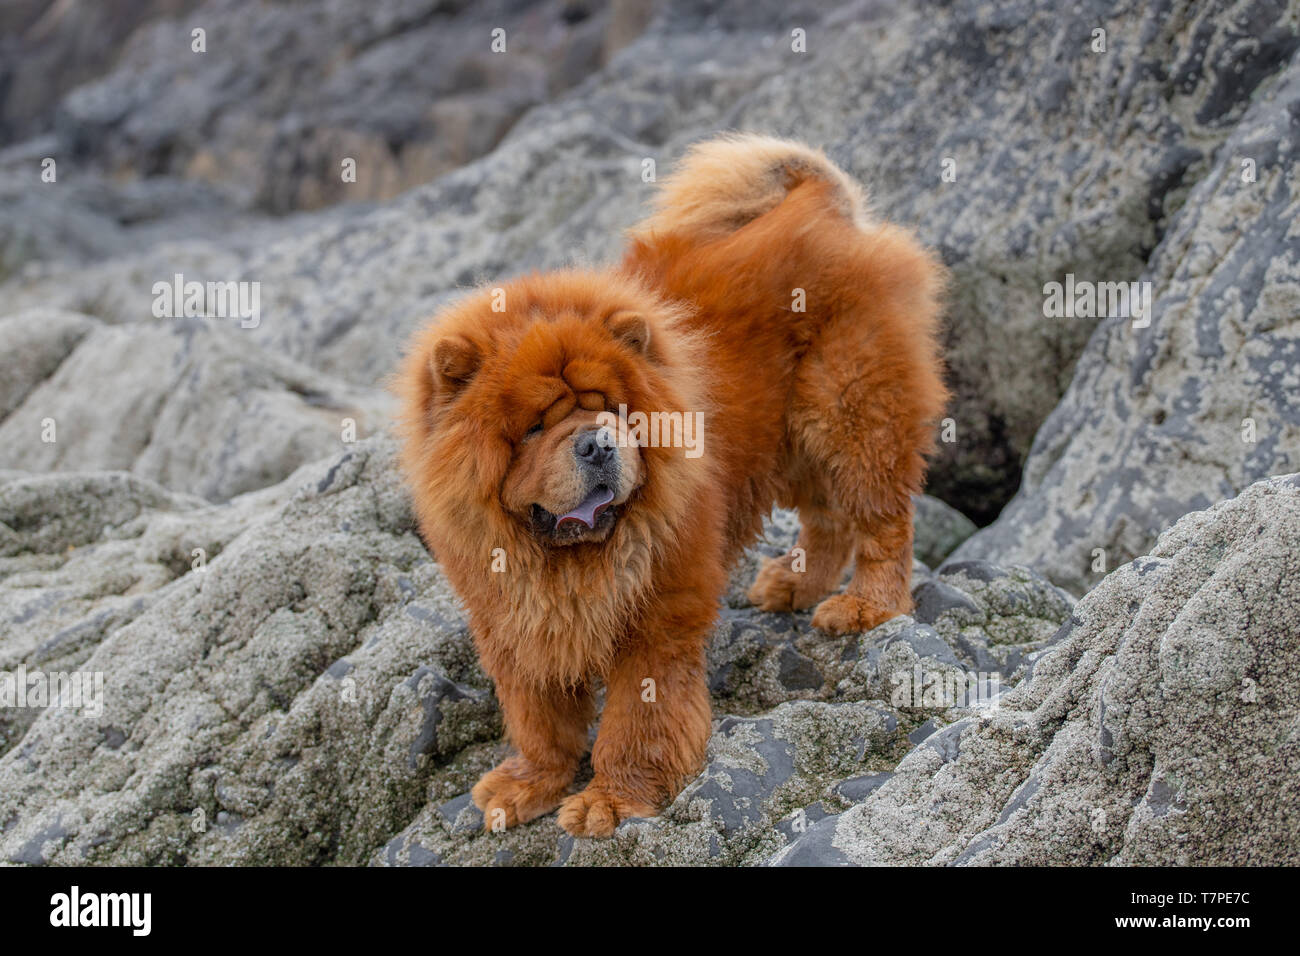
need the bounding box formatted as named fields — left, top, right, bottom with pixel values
left=396, top=134, right=947, bottom=837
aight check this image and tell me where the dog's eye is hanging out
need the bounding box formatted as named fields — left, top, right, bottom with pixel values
left=525, top=421, right=543, bottom=438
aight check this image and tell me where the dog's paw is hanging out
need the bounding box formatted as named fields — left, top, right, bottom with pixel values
left=557, top=782, right=657, bottom=838
left=811, top=593, right=898, bottom=635
left=471, top=758, right=573, bottom=832
left=746, top=553, right=825, bottom=612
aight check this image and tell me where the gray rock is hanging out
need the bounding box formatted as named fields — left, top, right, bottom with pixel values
left=4, top=441, right=1296, bottom=866
left=952, top=45, right=1300, bottom=591
left=710, top=511, right=1042, bottom=718
left=0, top=437, right=502, bottom=865
left=7, top=0, right=1292, bottom=525
left=0, top=312, right=394, bottom=501
left=835, top=559, right=1073, bottom=712
left=767, top=812, right=850, bottom=867
left=772, top=474, right=1300, bottom=866
left=911, top=495, right=978, bottom=567
left=834, top=772, right=894, bottom=803
left=929, top=561, right=1077, bottom=676
left=721, top=0, right=1300, bottom=521
left=1, top=439, right=948, bottom=866
left=911, top=580, right=981, bottom=625
left=557, top=700, right=904, bottom=866
left=29, top=0, right=649, bottom=214
left=0, top=310, right=94, bottom=419
left=0, top=146, right=267, bottom=284
left=433, top=792, right=484, bottom=837
left=1, top=0, right=1298, bottom=871
left=0, top=1, right=198, bottom=143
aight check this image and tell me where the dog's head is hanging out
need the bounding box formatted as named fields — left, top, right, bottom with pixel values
left=491, top=310, right=649, bottom=546
left=504, top=404, right=640, bottom=546
left=397, top=271, right=707, bottom=559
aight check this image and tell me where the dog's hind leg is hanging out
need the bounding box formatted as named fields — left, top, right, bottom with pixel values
left=750, top=450, right=915, bottom=634
left=747, top=477, right=854, bottom=613
left=810, top=505, right=915, bottom=635
left=782, top=324, right=938, bottom=634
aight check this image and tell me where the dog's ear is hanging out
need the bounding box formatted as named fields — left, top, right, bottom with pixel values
left=431, top=334, right=482, bottom=393
left=606, top=310, right=650, bottom=355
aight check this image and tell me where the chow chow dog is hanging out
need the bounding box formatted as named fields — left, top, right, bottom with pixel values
left=396, top=133, right=947, bottom=837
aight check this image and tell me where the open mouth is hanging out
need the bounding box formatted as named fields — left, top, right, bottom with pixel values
left=531, top=485, right=617, bottom=542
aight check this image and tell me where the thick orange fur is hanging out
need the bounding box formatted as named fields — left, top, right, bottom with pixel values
left=395, top=133, right=948, bottom=837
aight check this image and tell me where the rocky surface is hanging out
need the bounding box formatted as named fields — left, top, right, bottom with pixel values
left=7, top=0, right=1298, bottom=521
left=0, top=309, right=393, bottom=501
left=952, top=39, right=1300, bottom=592
left=7, top=0, right=650, bottom=212
left=716, top=0, right=1300, bottom=521
left=0, top=1, right=202, bottom=144
left=775, top=475, right=1300, bottom=866
left=0, top=437, right=1066, bottom=865
left=5, top=441, right=1293, bottom=866
left=2, top=0, right=1299, bottom=867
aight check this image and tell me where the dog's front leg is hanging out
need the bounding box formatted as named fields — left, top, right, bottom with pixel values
left=471, top=664, right=594, bottom=832
left=557, top=593, right=714, bottom=838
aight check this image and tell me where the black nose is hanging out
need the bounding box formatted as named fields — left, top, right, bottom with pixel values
left=574, top=428, right=615, bottom=467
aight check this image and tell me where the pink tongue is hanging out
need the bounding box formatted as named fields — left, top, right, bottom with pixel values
left=556, top=487, right=615, bottom=529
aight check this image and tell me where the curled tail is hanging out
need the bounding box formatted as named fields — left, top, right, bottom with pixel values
left=631, top=132, right=868, bottom=241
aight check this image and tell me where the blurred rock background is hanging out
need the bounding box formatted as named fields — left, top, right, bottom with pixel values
left=1, top=0, right=1298, bottom=866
